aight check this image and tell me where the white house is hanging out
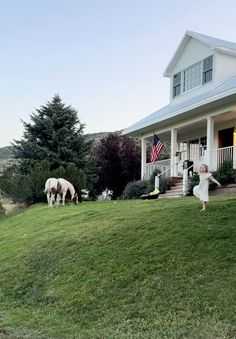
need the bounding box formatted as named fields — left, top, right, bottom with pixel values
left=123, top=31, right=236, bottom=189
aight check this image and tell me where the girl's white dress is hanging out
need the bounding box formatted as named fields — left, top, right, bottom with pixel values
left=193, top=172, right=212, bottom=202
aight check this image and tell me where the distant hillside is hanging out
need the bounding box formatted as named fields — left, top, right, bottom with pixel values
left=0, top=146, right=14, bottom=159
left=85, top=131, right=122, bottom=145
left=0, top=133, right=120, bottom=160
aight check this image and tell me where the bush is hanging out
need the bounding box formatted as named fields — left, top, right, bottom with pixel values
left=123, top=168, right=175, bottom=199
left=215, top=160, right=236, bottom=186
left=0, top=167, right=33, bottom=203
left=0, top=161, right=87, bottom=204
left=123, top=180, right=149, bottom=199
left=187, top=173, right=199, bottom=196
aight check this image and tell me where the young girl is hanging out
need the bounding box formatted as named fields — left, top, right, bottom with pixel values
left=193, top=164, right=221, bottom=211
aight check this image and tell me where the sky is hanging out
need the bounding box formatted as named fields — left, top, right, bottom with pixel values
left=1, top=0, right=236, bottom=147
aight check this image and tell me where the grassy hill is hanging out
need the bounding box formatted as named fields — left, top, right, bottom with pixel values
left=0, top=197, right=236, bottom=338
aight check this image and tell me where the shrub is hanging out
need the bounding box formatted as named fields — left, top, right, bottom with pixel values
left=0, top=161, right=87, bottom=204
left=123, top=180, right=149, bottom=199
left=187, top=173, right=199, bottom=196
left=215, top=160, right=236, bottom=186
left=123, top=168, right=175, bottom=199
left=0, top=167, right=33, bottom=203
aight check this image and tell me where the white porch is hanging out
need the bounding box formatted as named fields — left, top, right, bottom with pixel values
left=145, top=145, right=236, bottom=180
left=141, top=111, right=236, bottom=180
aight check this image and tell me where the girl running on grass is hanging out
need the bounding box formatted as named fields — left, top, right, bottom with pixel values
left=193, top=164, right=221, bottom=211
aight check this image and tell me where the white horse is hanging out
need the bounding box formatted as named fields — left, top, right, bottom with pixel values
left=44, top=178, right=78, bottom=207
left=44, top=178, right=60, bottom=207
left=56, top=178, right=78, bottom=206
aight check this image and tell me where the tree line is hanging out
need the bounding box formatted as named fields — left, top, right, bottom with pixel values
left=0, top=95, right=141, bottom=203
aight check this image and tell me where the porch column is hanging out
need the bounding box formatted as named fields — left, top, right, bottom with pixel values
left=186, top=140, right=190, bottom=159
left=171, top=128, right=178, bottom=176
left=233, top=128, right=236, bottom=169
left=206, top=117, right=215, bottom=170
left=141, top=137, right=147, bottom=179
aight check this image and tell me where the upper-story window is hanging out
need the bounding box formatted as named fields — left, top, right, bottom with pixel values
left=183, top=62, right=201, bottom=92
left=203, top=55, right=213, bottom=84
left=173, top=72, right=181, bottom=97
left=172, top=55, right=213, bottom=98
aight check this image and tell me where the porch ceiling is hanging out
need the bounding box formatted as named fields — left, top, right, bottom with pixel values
left=214, top=110, right=236, bottom=123
left=150, top=109, right=236, bottom=141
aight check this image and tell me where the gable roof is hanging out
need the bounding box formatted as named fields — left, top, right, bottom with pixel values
left=123, top=75, right=236, bottom=136
left=164, top=31, right=236, bottom=77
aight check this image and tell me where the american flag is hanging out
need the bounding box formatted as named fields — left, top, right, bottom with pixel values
left=150, top=134, right=164, bottom=163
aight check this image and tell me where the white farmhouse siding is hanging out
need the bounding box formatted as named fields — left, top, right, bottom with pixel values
left=172, top=39, right=212, bottom=73
left=215, top=51, right=236, bottom=83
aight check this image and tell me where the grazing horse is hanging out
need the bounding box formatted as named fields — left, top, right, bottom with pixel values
left=44, top=178, right=78, bottom=207
left=44, top=178, right=61, bottom=207
left=56, top=178, right=79, bottom=206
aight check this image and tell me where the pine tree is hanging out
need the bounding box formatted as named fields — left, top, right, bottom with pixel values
left=13, top=95, right=90, bottom=174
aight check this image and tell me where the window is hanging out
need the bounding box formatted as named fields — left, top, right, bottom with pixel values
left=203, top=55, right=213, bottom=84
left=200, top=136, right=207, bottom=156
left=189, top=139, right=200, bottom=159
left=179, top=142, right=188, bottom=161
left=189, top=137, right=207, bottom=159
left=183, top=62, right=201, bottom=92
left=172, top=55, right=213, bottom=98
left=173, top=72, right=181, bottom=97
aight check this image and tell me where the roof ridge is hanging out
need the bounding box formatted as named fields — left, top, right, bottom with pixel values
left=186, top=31, right=236, bottom=50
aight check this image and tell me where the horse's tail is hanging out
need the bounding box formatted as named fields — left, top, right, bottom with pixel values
left=44, top=180, right=49, bottom=194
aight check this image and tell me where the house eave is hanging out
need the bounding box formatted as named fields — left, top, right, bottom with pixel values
left=123, top=90, right=236, bottom=137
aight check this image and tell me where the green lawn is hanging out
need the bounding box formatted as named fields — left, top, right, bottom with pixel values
left=0, top=197, right=236, bottom=338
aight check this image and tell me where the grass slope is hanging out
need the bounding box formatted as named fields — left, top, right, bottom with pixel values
left=0, top=197, right=236, bottom=338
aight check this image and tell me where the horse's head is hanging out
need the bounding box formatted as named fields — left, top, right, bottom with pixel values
left=72, top=193, right=79, bottom=205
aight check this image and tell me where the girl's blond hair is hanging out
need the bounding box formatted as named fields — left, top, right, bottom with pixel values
left=199, top=163, right=208, bottom=172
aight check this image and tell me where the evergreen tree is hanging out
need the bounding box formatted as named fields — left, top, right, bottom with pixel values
left=13, top=95, right=90, bottom=174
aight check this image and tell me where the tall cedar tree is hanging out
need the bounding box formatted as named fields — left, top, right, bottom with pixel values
left=13, top=95, right=90, bottom=174
left=95, top=133, right=141, bottom=198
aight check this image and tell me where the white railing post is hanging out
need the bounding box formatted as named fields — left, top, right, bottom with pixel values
left=155, top=175, right=160, bottom=189
left=141, top=138, right=147, bottom=180
left=182, top=168, right=188, bottom=196
left=233, top=145, right=236, bottom=169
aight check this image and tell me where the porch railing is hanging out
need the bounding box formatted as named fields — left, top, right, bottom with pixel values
left=145, top=159, right=171, bottom=180
left=145, top=145, right=235, bottom=181
left=213, top=146, right=235, bottom=169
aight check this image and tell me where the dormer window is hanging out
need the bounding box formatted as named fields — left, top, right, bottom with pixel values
left=173, top=72, right=181, bottom=97
left=203, top=55, right=213, bottom=84
left=172, top=55, right=213, bottom=98
left=183, top=62, right=201, bottom=92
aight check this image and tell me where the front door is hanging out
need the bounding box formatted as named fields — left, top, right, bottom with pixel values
left=218, top=127, right=234, bottom=148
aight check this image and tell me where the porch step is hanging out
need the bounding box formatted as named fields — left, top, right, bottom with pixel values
left=159, top=178, right=183, bottom=198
